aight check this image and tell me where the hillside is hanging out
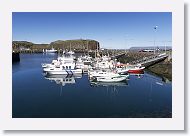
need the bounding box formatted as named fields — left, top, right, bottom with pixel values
left=12, top=39, right=100, bottom=51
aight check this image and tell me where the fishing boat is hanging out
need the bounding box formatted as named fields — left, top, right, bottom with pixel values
left=43, top=63, right=83, bottom=75
left=115, top=63, right=129, bottom=74
left=42, top=55, right=82, bottom=75
left=88, top=69, right=119, bottom=78
left=45, top=48, right=57, bottom=53
left=41, top=59, right=59, bottom=68
left=127, top=65, right=145, bottom=73
left=42, top=55, right=75, bottom=69
left=66, top=43, right=75, bottom=55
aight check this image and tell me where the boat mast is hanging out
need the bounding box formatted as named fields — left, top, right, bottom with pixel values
left=95, top=45, right=96, bottom=59
left=87, top=40, right=89, bottom=56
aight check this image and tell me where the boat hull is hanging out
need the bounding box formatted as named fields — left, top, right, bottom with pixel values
left=128, top=69, right=144, bottom=74
left=128, top=67, right=145, bottom=74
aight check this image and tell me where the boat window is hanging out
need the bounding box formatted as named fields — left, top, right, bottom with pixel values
left=66, top=66, right=68, bottom=69
left=69, top=66, right=71, bottom=69
left=62, top=66, right=65, bottom=69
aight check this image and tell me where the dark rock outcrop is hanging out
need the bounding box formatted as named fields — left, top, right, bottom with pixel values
left=12, top=52, right=20, bottom=62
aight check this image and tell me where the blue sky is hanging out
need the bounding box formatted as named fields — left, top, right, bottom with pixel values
left=12, top=12, right=172, bottom=49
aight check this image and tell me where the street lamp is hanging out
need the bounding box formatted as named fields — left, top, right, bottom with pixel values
left=154, top=26, right=158, bottom=54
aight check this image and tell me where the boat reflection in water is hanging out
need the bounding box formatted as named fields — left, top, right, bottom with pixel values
left=90, top=81, right=128, bottom=87
left=44, top=74, right=82, bottom=86
left=89, top=80, right=128, bottom=98
left=129, top=71, right=144, bottom=79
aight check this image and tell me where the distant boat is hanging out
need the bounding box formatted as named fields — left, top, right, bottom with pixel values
left=88, top=70, right=120, bottom=78
left=66, top=43, right=75, bottom=55
left=45, top=48, right=57, bottom=53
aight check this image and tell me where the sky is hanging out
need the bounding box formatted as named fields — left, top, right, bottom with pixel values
left=12, top=12, right=172, bottom=49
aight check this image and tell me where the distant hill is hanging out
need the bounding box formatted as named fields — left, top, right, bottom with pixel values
left=12, top=39, right=100, bottom=51
left=129, top=46, right=172, bottom=51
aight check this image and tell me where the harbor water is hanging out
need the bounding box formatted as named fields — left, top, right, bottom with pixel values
left=12, top=53, right=172, bottom=118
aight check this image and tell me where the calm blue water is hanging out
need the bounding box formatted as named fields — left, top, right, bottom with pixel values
left=12, top=53, right=172, bottom=118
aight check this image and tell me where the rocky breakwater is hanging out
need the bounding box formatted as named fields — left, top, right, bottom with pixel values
left=147, top=58, right=172, bottom=81
left=117, top=51, right=172, bottom=81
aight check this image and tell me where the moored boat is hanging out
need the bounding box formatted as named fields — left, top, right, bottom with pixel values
left=88, top=69, right=119, bottom=78
left=43, top=63, right=83, bottom=75
left=45, top=48, right=57, bottom=53
left=127, top=65, right=145, bottom=74
left=42, top=55, right=82, bottom=75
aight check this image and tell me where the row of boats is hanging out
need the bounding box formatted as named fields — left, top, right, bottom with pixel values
left=42, top=53, right=145, bottom=83
left=43, top=48, right=75, bottom=55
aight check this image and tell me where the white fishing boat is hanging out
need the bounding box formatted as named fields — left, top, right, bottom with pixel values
left=93, top=59, right=115, bottom=69
left=45, top=48, right=57, bottom=53
left=81, top=55, right=92, bottom=64
left=66, top=43, right=75, bottom=55
left=43, top=62, right=82, bottom=75
left=42, top=55, right=75, bottom=69
left=75, top=55, right=93, bottom=72
left=114, top=62, right=128, bottom=74
left=42, top=60, right=59, bottom=68
left=42, top=55, right=82, bottom=75
left=88, top=70, right=119, bottom=78
left=116, top=68, right=129, bottom=75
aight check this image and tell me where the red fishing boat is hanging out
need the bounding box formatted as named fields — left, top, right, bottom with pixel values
left=127, top=65, right=145, bottom=74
